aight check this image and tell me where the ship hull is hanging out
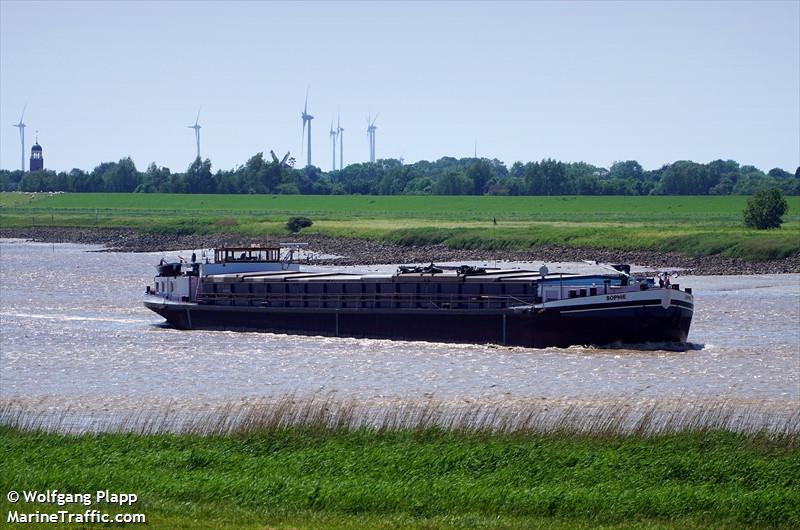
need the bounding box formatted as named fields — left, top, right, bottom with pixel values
left=144, top=298, right=692, bottom=348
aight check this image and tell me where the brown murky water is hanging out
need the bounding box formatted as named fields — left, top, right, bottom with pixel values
left=1, top=240, right=798, bottom=421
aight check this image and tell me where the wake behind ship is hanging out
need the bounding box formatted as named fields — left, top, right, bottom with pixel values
left=143, top=246, right=693, bottom=348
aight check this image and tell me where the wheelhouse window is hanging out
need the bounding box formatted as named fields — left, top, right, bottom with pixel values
left=214, top=247, right=280, bottom=263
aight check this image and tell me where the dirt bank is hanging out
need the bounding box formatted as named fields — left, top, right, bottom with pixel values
left=3, top=226, right=799, bottom=275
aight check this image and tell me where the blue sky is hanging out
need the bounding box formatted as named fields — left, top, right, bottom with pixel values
left=1, top=0, right=798, bottom=173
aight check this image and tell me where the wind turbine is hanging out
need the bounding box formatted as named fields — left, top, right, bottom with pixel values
left=187, top=107, right=201, bottom=160
left=366, top=113, right=378, bottom=163
left=329, top=119, right=337, bottom=171
left=337, top=113, right=344, bottom=170
left=12, top=104, right=26, bottom=171
left=300, top=86, right=314, bottom=167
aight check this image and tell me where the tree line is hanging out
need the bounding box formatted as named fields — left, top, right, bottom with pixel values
left=1, top=155, right=798, bottom=196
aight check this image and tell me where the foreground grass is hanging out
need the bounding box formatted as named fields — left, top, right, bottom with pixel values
left=2, top=193, right=799, bottom=260
left=1, top=426, right=798, bottom=529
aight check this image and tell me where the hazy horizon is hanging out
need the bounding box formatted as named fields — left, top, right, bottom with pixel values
left=1, top=1, right=798, bottom=173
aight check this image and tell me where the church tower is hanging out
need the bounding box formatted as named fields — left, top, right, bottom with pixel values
left=29, top=134, right=43, bottom=172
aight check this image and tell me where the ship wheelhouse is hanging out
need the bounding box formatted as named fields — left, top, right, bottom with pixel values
left=147, top=245, right=301, bottom=302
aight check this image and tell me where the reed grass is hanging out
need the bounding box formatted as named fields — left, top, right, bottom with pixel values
left=2, top=396, right=797, bottom=441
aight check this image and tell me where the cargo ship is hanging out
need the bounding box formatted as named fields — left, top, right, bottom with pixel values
left=143, top=246, right=694, bottom=348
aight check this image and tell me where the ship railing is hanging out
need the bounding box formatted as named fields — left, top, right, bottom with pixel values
left=197, top=291, right=539, bottom=310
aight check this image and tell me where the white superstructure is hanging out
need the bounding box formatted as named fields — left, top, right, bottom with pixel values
left=148, top=246, right=301, bottom=302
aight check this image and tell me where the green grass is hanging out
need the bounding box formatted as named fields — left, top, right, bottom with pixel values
left=2, top=427, right=798, bottom=529
left=4, top=193, right=799, bottom=222
left=2, top=193, right=799, bottom=260
left=5, top=507, right=739, bottom=530
left=2, top=397, right=797, bottom=529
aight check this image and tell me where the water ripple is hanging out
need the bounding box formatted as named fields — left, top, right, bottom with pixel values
left=1, top=240, right=798, bottom=411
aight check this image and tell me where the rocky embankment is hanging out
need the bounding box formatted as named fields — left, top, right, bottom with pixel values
left=3, top=226, right=799, bottom=275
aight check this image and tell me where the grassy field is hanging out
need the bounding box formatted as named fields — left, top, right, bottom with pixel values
left=0, top=429, right=800, bottom=528
left=2, top=425, right=798, bottom=529
left=2, top=398, right=798, bottom=529
left=2, top=193, right=799, bottom=260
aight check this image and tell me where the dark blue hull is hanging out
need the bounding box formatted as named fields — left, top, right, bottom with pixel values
left=144, top=300, right=692, bottom=348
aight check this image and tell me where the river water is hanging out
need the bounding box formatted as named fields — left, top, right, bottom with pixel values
left=1, top=239, right=798, bottom=426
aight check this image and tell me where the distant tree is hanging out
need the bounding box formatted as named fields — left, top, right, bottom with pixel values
left=466, top=159, right=492, bottom=195
left=705, top=159, right=739, bottom=194
left=335, top=162, right=382, bottom=194
left=261, top=155, right=285, bottom=193
left=732, top=167, right=773, bottom=195
left=18, top=170, right=45, bottom=191
left=90, top=161, right=115, bottom=192
left=523, top=162, right=545, bottom=194
left=51, top=170, right=68, bottom=191
left=600, top=178, right=636, bottom=195
left=575, top=174, right=601, bottom=195
left=505, top=177, right=525, bottom=196
left=566, top=162, right=603, bottom=195
left=654, top=161, right=712, bottom=195
left=0, top=170, right=24, bottom=191
left=707, top=159, right=739, bottom=178
left=275, top=182, right=300, bottom=194
left=509, top=161, right=525, bottom=179
left=186, top=158, right=215, bottom=194
left=530, top=159, right=572, bottom=195
left=379, top=165, right=417, bottom=195
left=608, top=160, right=644, bottom=181
left=709, top=177, right=735, bottom=195
left=743, top=188, right=788, bottom=229
left=776, top=177, right=800, bottom=196
left=106, top=157, right=140, bottom=192
left=432, top=169, right=471, bottom=195
left=136, top=163, right=170, bottom=193
left=309, top=176, right=334, bottom=195
left=7, top=152, right=794, bottom=197
left=238, top=153, right=267, bottom=193
left=767, top=168, right=792, bottom=179
left=403, top=176, right=433, bottom=194
left=486, top=182, right=510, bottom=195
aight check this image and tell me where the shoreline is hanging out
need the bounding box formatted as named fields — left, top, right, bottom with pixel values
left=3, top=226, right=800, bottom=275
